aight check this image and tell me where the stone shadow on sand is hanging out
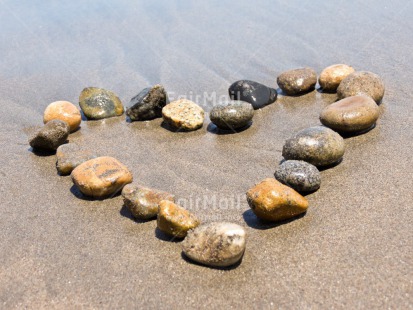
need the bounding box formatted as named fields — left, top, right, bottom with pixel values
left=276, top=88, right=316, bottom=97
left=180, top=252, right=243, bottom=270
left=277, top=158, right=343, bottom=172
left=206, top=122, right=252, bottom=135
left=160, top=121, right=187, bottom=133
left=242, top=209, right=306, bottom=230
left=338, top=124, right=377, bottom=139
left=69, top=184, right=121, bottom=201
left=154, top=227, right=182, bottom=243
left=316, top=87, right=338, bottom=94
left=119, top=204, right=155, bottom=224
left=28, top=147, right=56, bottom=157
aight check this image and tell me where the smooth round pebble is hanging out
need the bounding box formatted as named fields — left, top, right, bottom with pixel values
left=182, top=222, right=246, bottom=268
left=210, top=101, right=254, bottom=130
left=71, top=156, right=133, bottom=199
left=337, top=71, right=385, bottom=104
left=126, top=85, right=169, bottom=121
left=320, top=95, right=380, bottom=133
left=157, top=200, right=200, bottom=238
left=228, top=80, right=277, bottom=109
left=29, top=119, right=70, bottom=151
left=319, top=64, right=355, bottom=92
left=79, top=87, right=124, bottom=120
left=162, top=99, right=204, bottom=131
left=122, top=184, right=175, bottom=220
left=274, top=160, right=321, bottom=192
left=282, top=126, right=345, bottom=167
left=277, top=68, right=317, bottom=95
left=43, top=101, right=81, bottom=132
left=246, top=178, right=308, bottom=222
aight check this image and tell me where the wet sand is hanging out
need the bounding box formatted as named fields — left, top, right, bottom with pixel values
left=0, top=0, right=412, bottom=308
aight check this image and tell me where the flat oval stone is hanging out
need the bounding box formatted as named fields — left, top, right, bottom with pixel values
left=320, top=95, right=380, bottom=133
left=209, top=101, right=254, bottom=130
left=282, top=126, right=345, bottom=167
left=228, top=80, right=277, bottom=109
left=162, top=99, right=204, bottom=131
left=182, top=222, right=246, bottom=268
left=246, top=178, right=308, bottom=222
left=277, top=68, right=317, bottom=95
left=319, top=64, right=355, bottom=92
left=121, top=184, right=175, bottom=220
left=29, top=119, right=70, bottom=152
left=337, top=71, right=385, bottom=104
left=79, top=87, right=124, bottom=120
left=126, top=85, right=169, bottom=121
left=71, top=156, right=133, bottom=199
left=157, top=200, right=200, bottom=238
left=56, top=143, right=96, bottom=175
left=274, top=160, right=321, bottom=192
left=43, top=101, right=81, bottom=132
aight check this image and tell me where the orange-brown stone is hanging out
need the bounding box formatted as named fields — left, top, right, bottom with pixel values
left=319, top=64, right=355, bottom=92
left=246, top=178, right=308, bottom=221
left=43, top=101, right=81, bottom=133
left=157, top=200, right=200, bottom=238
left=71, top=156, right=133, bottom=199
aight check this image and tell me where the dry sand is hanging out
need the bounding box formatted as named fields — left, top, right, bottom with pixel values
left=0, top=0, right=412, bottom=308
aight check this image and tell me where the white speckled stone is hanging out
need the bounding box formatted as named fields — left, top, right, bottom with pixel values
left=182, top=222, right=246, bottom=268
left=162, top=99, right=204, bottom=131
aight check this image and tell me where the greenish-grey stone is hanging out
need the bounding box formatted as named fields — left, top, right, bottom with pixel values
left=210, top=101, right=254, bottom=130
left=79, top=87, right=124, bottom=120
left=282, top=126, right=345, bottom=167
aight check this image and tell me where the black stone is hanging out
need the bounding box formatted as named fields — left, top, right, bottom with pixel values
left=228, top=80, right=277, bottom=110
left=126, top=85, right=169, bottom=121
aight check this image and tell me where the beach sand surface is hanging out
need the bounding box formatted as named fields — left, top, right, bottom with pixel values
left=0, top=0, right=412, bottom=308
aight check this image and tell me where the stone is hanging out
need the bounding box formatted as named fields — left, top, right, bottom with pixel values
left=162, top=99, right=204, bottom=131
left=121, top=184, right=175, bottom=220
left=246, top=178, right=309, bottom=222
left=228, top=80, right=277, bottom=110
left=182, top=222, right=246, bottom=268
left=157, top=200, right=200, bottom=238
left=228, top=80, right=277, bottom=109
left=29, top=120, right=70, bottom=152
left=126, top=85, right=169, bottom=121
left=209, top=101, right=254, bottom=130
left=43, top=100, right=82, bottom=132
left=56, top=143, right=96, bottom=175
left=337, top=71, right=385, bottom=104
left=282, top=126, right=345, bottom=167
left=71, top=156, right=133, bottom=199
left=320, top=95, right=380, bottom=133
left=79, top=87, right=124, bottom=120
left=274, top=160, right=321, bottom=192
left=277, top=68, right=317, bottom=95
left=319, top=64, right=355, bottom=92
